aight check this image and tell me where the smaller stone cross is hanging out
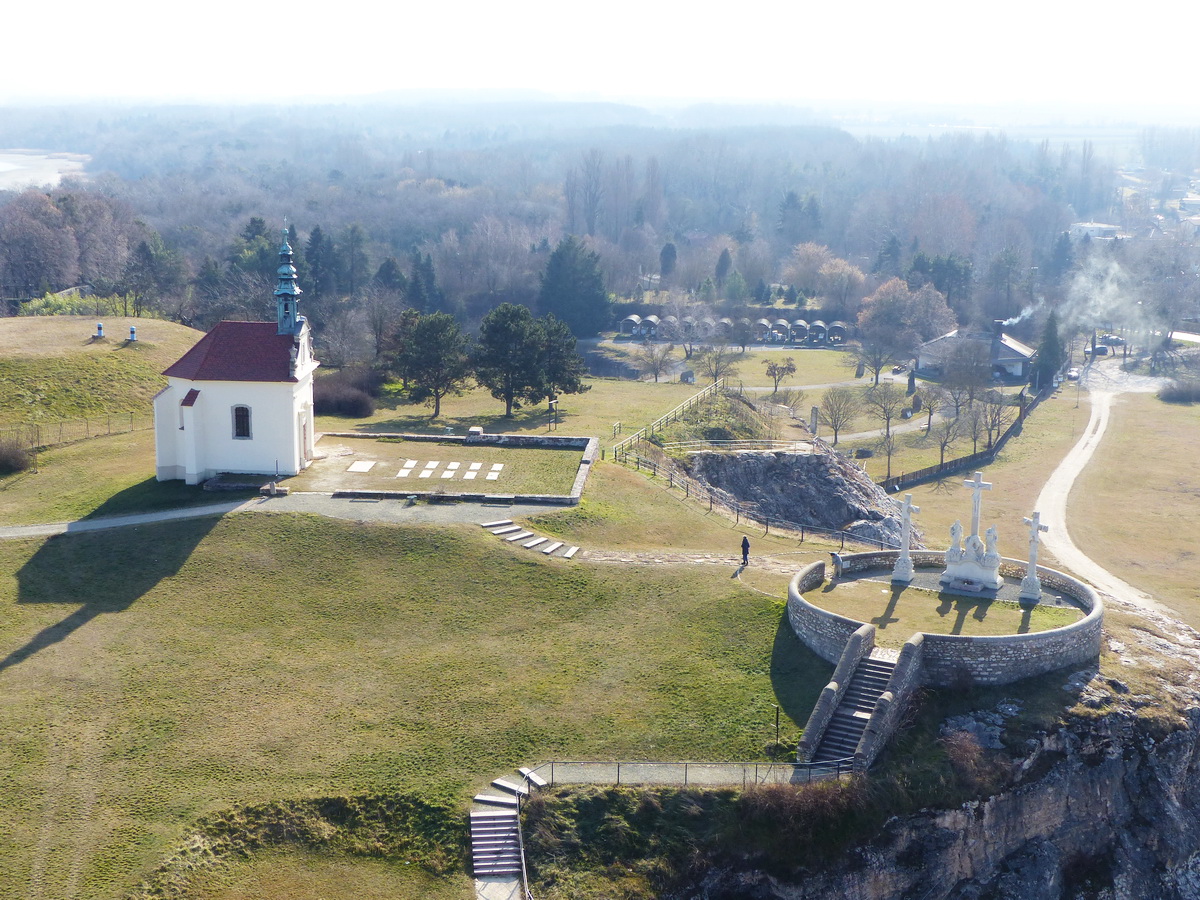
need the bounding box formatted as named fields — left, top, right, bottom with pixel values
left=891, top=493, right=920, bottom=583
left=1019, top=511, right=1050, bottom=601
left=963, top=471, right=993, bottom=538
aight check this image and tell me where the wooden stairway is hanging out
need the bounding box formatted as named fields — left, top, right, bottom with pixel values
left=811, top=656, right=895, bottom=763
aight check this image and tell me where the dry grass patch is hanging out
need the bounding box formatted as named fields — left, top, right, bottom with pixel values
left=1070, top=392, right=1200, bottom=626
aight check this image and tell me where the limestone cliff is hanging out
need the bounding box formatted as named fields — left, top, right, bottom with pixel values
left=680, top=613, right=1200, bottom=900
left=680, top=446, right=919, bottom=549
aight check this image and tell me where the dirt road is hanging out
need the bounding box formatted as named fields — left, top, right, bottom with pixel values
left=1034, top=360, right=1170, bottom=614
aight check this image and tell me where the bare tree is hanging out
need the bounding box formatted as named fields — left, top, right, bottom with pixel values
left=879, top=430, right=899, bottom=480
left=864, top=383, right=907, bottom=439
left=819, top=387, right=862, bottom=444
left=963, top=402, right=986, bottom=454
left=694, top=343, right=740, bottom=383
left=763, top=357, right=797, bottom=393
left=981, top=390, right=1015, bottom=449
left=930, top=414, right=960, bottom=464
left=635, top=341, right=676, bottom=383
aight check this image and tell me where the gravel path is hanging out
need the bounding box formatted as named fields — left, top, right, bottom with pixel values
left=1035, top=359, right=1171, bottom=614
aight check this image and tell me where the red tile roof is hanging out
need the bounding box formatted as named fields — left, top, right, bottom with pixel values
left=163, top=321, right=298, bottom=383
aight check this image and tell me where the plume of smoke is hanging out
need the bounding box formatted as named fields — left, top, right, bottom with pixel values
left=1063, top=252, right=1142, bottom=333
left=1002, top=304, right=1039, bottom=327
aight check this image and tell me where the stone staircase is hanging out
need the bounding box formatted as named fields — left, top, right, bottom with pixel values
left=470, top=767, right=548, bottom=881
left=811, top=655, right=895, bottom=763
left=481, top=519, right=579, bottom=559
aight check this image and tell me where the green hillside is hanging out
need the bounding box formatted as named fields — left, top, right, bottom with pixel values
left=0, top=317, right=202, bottom=426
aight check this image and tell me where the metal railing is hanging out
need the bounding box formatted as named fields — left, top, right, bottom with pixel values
left=610, top=378, right=724, bottom=459
left=522, top=758, right=856, bottom=788
left=0, top=413, right=150, bottom=453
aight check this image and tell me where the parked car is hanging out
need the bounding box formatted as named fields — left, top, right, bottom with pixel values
left=1067, top=367, right=1080, bottom=380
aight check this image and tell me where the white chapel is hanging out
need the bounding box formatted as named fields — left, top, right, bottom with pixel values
left=154, top=231, right=319, bottom=484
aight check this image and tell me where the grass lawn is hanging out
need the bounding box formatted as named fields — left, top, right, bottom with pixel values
left=182, top=850, right=468, bottom=900
left=317, top=378, right=701, bottom=447
left=286, top=436, right=583, bottom=496
left=529, top=461, right=840, bottom=556
left=1070, top=392, right=1200, bottom=627
left=0, top=512, right=828, bottom=899
left=805, top=578, right=1082, bottom=648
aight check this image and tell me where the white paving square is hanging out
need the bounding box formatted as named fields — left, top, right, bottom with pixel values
left=347, top=460, right=376, bottom=473
left=440, top=470, right=455, bottom=479
left=469, top=462, right=483, bottom=470
left=447, top=462, right=460, bottom=470
left=401, top=459, right=416, bottom=469
left=463, top=471, right=477, bottom=480
left=418, top=470, right=433, bottom=478
left=424, top=460, right=440, bottom=469
left=490, top=463, right=504, bottom=471
left=486, top=471, right=500, bottom=481
left=396, top=469, right=410, bottom=477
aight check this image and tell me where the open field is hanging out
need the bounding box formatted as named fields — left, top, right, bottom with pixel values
left=286, top=435, right=583, bottom=496
left=1070, top=392, right=1200, bottom=627
left=600, top=341, right=856, bottom=388
left=318, top=377, right=700, bottom=445
left=0, top=512, right=828, bottom=899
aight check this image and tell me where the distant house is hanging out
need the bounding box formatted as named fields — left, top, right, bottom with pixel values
left=1068, top=222, right=1121, bottom=242
left=916, top=321, right=1037, bottom=381
left=154, top=232, right=319, bottom=484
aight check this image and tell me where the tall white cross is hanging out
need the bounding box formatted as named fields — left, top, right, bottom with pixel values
left=892, top=493, right=921, bottom=583
left=1023, top=512, right=1049, bottom=565
left=900, top=493, right=920, bottom=552
left=963, top=471, right=992, bottom=538
left=1020, top=511, right=1050, bottom=600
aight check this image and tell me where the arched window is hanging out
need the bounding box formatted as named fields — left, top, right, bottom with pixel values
left=232, top=405, right=252, bottom=439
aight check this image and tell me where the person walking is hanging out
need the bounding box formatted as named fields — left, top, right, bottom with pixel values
left=741, top=535, right=750, bottom=566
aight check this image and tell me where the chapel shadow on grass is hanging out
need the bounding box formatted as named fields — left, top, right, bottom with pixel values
left=81, top=476, right=253, bottom=521
left=769, top=614, right=832, bottom=731
left=3, top=516, right=220, bottom=672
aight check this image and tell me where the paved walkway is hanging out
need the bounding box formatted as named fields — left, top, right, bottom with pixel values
left=0, top=493, right=568, bottom=543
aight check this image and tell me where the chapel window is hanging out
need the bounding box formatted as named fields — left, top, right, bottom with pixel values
left=233, top=405, right=252, bottom=439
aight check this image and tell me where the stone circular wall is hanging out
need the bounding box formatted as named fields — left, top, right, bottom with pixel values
left=787, top=552, right=1104, bottom=688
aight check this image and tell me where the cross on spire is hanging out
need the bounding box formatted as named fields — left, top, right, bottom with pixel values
left=963, top=471, right=992, bottom=538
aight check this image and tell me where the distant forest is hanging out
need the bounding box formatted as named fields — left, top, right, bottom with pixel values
left=1, top=101, right=1197, bottom=361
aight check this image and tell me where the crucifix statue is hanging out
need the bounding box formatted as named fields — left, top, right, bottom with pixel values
left=891, top=493, right=920, bottom=583
left=1020, top=511, right=1050, bottom=600
left=963, top=471, right=993, bottom=538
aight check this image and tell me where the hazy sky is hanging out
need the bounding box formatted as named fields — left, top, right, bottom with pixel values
left=5, top=0, right=1196, bottom=118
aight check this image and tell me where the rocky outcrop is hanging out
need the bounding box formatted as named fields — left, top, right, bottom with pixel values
left=681, top=446, right=919, bottom=549
left=684, top=694, right=1200, bottom=900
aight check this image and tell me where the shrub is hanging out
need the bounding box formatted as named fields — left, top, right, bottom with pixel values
left=314, top=381, right=376, bottom=418
left=1158, top=378, right=1200, bottom=403
left=314, top=366, right=385, bottom=417
left=0, top=438, right=31, bottom=475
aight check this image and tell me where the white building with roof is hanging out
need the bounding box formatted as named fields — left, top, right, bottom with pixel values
left=916, top=321, right=1037, bottom=381
left=154, top=232, right=319, bottom=484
